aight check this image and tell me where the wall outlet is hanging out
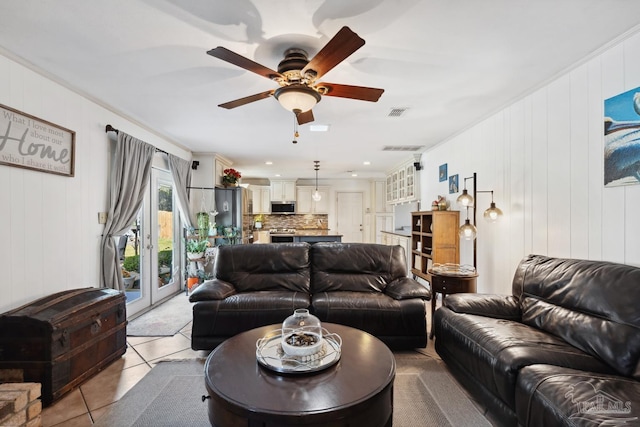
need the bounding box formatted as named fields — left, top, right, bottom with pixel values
left=98, top=212, right=108, bottom=224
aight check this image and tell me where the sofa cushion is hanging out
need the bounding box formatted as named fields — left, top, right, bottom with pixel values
left=214, top=243, right=310, bottom=293
left=310, top=243, right=407, bottom=293
left=434, top=306, right=616, bottom=410
left=516, top=364, right=640, bottom=427
left=514, top=255, right=640, bottom=379
left=191, top=291, right=311, bottom=341
left=312, top=291, right=426, bottom=344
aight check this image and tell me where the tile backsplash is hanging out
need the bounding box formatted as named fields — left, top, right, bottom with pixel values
left=243, top=214, right=329, bottom=231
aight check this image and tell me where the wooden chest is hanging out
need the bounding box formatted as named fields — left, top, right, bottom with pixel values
left=0, top=288, right=127, bottom=406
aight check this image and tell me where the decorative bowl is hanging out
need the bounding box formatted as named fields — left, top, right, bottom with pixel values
left=281, top=331, right=323, bottom=357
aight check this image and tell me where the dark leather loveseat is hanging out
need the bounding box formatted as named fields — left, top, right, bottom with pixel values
left=434, top=254, right=640, bottom=426
left=189, top=242, right=430, bottom=350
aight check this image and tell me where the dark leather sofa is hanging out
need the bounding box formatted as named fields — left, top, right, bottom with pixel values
left=434, top=254, right=640, bottom=426
left=189, top=242, right=430, bottom=350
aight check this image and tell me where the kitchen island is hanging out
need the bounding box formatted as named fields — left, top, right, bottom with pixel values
left=266, top=229, right=342, bottom=244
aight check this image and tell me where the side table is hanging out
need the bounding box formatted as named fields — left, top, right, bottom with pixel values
left=428, top=270, right=478, bottom=339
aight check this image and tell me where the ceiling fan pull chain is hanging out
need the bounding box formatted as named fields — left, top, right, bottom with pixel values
left=293, top=112, right=299, bottom=144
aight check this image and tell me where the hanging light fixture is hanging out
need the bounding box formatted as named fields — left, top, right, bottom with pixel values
left=312, top=161, right=322, bottom=201
left=274, top=85, right=321, bottom=113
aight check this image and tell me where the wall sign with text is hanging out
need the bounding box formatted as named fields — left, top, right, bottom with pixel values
left=0, top=104, right=75, bottom=177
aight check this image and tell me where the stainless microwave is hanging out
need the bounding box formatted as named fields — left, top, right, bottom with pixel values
left=271, top=202, right=295, bottom=214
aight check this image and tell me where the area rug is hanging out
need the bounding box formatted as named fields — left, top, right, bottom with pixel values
left=94, top=353, right=491, bottom=427
left=126, top=293, right=193, bottom=337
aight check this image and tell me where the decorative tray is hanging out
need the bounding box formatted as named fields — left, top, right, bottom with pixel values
left=256, top=328, right=342, bottom=374
left=431, top=263, right=477, bottom=276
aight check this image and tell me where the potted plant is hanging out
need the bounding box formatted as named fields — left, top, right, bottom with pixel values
left=187, top=273, right=199, bottom=292
left=254, top=214, right=264, bottom=229
left=222, top=168, right=241, bottom=187
left=186, top=239, right=209, bottom=260
left=196, top=269, right=213, bottom=283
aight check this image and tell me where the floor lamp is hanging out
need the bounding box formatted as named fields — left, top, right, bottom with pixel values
left=456, top=172, right=503, bottom=268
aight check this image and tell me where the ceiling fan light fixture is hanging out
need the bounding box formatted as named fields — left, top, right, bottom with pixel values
left=274, top=85, right=320, bottom=113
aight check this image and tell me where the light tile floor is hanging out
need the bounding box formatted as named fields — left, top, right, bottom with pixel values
left=41, top=300, right=441, bottom=426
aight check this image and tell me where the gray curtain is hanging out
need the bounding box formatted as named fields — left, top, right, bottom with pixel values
left=100, top=131, right=156, bottom=290
left=168, top=154, right=193, bottom=229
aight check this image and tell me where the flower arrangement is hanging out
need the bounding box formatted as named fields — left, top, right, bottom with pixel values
left=222, top=168, right=241, bottom=186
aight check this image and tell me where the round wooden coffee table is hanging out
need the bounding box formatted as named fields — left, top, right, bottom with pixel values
left=204, top=323, right=395, bottom=427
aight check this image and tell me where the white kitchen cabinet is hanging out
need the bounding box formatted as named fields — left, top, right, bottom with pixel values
left=251, top=186, right=271, bottom=214
left=296, top=186, right=329, bottom=214
left=271, top=180, right=296, bottom=202
left=386, top=160, right=419, bottom=205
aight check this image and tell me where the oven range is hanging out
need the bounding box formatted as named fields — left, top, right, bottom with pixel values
left=269, top=229, right=296, bottom=243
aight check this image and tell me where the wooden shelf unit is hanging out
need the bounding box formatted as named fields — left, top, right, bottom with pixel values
left=410, top=210, right=460, bottom=281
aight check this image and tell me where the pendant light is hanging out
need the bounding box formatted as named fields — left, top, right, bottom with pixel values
left=312, top=161, right=322, bottom=201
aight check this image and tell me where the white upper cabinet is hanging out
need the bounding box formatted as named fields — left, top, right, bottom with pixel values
left=296, top=186, right=330, bottom=214
left=386, top=160, right=418, bottom=205
left=271, top=180, right=296, bottom=202
left=251, top=186, right=271, bottom=214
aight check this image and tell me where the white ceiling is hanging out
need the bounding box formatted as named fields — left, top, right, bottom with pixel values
left=2, top=1, right=640, bottom=181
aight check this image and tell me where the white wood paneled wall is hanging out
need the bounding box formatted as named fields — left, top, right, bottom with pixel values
left=419, top=30, right=640, bottom=295
left=0, top=54, right=190, bottom=313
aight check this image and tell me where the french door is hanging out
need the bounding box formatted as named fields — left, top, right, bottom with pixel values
left=125, top=167, right=182, bottom=317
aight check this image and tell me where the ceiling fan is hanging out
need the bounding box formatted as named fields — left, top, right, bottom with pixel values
left=207, top=26, right=384, bottom=125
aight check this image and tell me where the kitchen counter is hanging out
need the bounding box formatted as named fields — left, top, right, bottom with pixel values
left=381, top=230, right=411, bottom=238
left=260, top=229, right=342, bottom=244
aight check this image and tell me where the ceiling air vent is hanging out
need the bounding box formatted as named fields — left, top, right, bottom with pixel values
left=382, top=145, right=424, bottom=152
left=388, top=107, right=408, bottom=117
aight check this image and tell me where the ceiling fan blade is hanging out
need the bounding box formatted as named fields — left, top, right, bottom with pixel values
left=207, top=47, right=282, bottom=80
left=296, top=109, right=315, bottom=125
left=218, top=90, right=274, bottom=109
left=301, top=27, right=365, bottom=80
left=318, top=83, right=384, bottom=102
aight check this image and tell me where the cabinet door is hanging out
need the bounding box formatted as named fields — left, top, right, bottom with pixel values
left=391, top=172, right=399, bottom=201
left=386, top=175, right=393, bottom=204
left=313, top=187, right=330, bottom=213
left=398, top=168, right=406, bottom=200
left=283, top=181, right=296, bottom=201
left=296, top=187, right=313, bottom=213
left=251, top=188, right=262, bottom=213
left=252, top=186, right=271, bottom=214
left=259, top=188, right=271, bottom=213
left=271, top=182, right=283, bottom=201
left=405, top=164, right=415, bottom=200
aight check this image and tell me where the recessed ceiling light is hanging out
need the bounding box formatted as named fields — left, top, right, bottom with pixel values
left=275, top=174, right=281, bottom=177
left=363, top=161, right=371, bottom=165
left=310, top=124, right=330, bottom=132
left=265, top=161, right=273, bottom=165
left=351, top=173, right=358, bottom=177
